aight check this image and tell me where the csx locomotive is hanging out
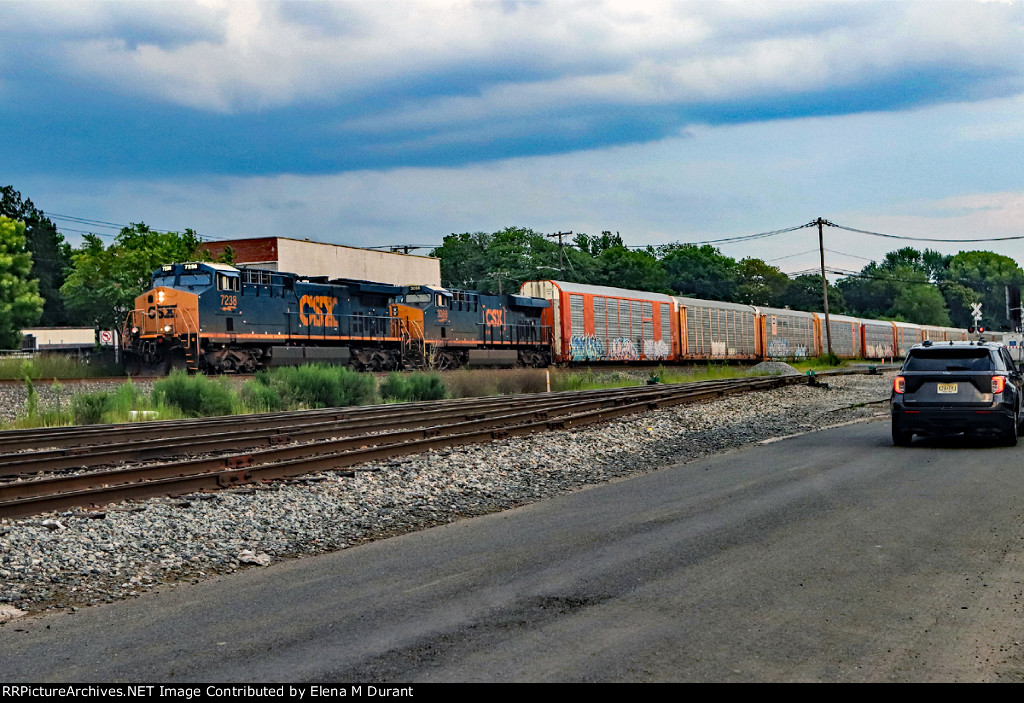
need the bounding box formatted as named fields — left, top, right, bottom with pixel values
left=123, top=262, right=551, bottom=374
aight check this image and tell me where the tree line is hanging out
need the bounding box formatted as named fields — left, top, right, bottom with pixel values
left=1, top=185, right=218, bottom=343
left=1, top=184, right=1021, bottom=349
left=432, top=227, right=1024, bottom=331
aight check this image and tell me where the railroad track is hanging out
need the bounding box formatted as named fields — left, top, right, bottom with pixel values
left=0, top=369, right=876, bottom=519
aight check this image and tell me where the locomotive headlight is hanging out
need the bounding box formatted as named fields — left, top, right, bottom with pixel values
left=157, top=291, right=166, bottom=304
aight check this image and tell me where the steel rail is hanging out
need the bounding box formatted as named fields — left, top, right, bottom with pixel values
left=0, top=372, right=837, bottom=455
left=0, top=384, right=727, bottom=475
left=0, top=372, right=836, bottom=518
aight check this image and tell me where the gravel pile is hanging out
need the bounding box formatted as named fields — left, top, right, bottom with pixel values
left=750, top=361, right=801, bottom=376
left=0, top=373, right=893, bottom=619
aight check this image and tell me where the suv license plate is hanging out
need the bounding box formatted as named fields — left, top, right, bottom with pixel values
left=937, top=383, right=958, bottom=394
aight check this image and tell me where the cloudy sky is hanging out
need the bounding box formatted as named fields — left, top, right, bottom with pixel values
left=2, top=0, right=1024, bottom=277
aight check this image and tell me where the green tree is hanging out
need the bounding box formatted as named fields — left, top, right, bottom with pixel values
left=735, top=257, right=790, bottom=306
left=890, top=284, right=951, bottom=326
left=486, top=226, right=564, bottom=292
left=937, top=280, right=981, bottom=329
left=433, top=226, right=597, bottom=293
left=0, top=186, right=72, bottom=326
left=659, top=243, right=738, bottom=301
left=838, top=248, right=954, bottom=325
left=432, top=231, right=492, bottom=289
left=573, top=231, right=623, bottom=257
left=942, top=251, right=1024, bottom=330
left=60, top=223, right=204, bottom=331
left=777, top=274, right=846, bottom=314
left=596, top=246, right=668, bottom=292
left=0, top=216, right=45, bottom=348
left=837, top=264, right=894, bottom=318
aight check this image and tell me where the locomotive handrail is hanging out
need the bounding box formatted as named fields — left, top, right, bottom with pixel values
left=285, top=310, right=399, bottom=339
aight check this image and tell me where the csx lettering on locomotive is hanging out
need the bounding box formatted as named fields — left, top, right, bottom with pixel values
left=484, top=309, right=505, bottom=327
left=299, top=295, right=338, bottom=327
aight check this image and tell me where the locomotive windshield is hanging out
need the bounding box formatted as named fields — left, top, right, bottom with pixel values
left=151, top=273, right=176, bottom=288
left=178, top=272, right=212, bottom=288
left=404, top=292, right=431, bottom=304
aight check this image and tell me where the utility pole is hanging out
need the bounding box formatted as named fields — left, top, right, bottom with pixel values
left=490, top=269, right=510, bottom=295
left=545, top=231, right=573, bottom=278
left=815, top=217, right=835, bottom=358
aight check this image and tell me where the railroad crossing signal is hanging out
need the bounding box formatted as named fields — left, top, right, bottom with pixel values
left=971, top=302, right=983, bottom=322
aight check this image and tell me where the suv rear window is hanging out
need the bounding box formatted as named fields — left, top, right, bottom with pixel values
left=904, top=348, right=994, bottom=372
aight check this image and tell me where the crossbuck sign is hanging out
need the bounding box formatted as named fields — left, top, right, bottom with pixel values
left=971, top=302, right=983, bottom=322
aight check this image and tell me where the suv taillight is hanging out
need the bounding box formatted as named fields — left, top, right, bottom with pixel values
left=992, top=376, right=1006, bottom=394
left=894, top=376, right=905, bottom=394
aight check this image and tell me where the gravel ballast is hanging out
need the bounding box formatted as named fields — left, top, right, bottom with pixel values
left=0, top=373, right=893, bottom=618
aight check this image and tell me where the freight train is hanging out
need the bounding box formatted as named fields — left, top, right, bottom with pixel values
left=123, top=261, right=1000, bottom=374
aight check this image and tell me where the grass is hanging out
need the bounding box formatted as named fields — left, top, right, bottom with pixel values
left=379, top=372, right=447, bottom=402
left=0, top=354, right=124, bottom=380
left=442, top=369, right=548, bottom=398
left=245, top=365, right=377, bottom=409
left=2, top=358, right=855, bottom=429
left=154, top=373, right=238, bottom=417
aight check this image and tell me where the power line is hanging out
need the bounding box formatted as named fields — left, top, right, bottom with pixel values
left=772, top=248, right=873, bottom=266
left=825, top=248, right=875, bottom=262
left=768, top=248, right=820, bottom=262
left=829, top=222, right=1024, bottom=243
left=46, top=212, right=231, bottom=241
left=632, top=222, right=815, bottom=249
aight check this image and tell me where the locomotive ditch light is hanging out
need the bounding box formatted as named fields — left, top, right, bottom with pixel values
left=131, top=327, right=139, bottom=335
left=164, top=325, right=172, bottom=332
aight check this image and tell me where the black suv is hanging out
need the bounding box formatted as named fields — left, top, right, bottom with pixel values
left=891, top=340, right=1023, bottom=446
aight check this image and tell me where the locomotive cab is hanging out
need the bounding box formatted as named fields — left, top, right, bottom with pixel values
left=125, top=262, right=227, bottom=374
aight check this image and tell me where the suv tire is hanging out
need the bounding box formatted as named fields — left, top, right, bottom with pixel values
left=892, top=421, right=913, bottom=447
left=1002, top=413, right=1019, bottom=447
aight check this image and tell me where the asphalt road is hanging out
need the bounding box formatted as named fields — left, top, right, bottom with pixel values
left=3, top=417, right=1024, bottom=682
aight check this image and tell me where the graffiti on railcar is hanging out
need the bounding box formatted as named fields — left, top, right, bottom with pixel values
left=766, top=339, right=809, bottom=359
left=643, top=339, right=670, bottom=360
left=570, top=334, right=605, bottom=361
left=607, top=338, right=639, bottom=361
left=865, top=343, right=895, bottom=358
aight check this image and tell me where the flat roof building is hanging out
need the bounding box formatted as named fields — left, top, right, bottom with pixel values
left=198, top=237, right=440, bottom=286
